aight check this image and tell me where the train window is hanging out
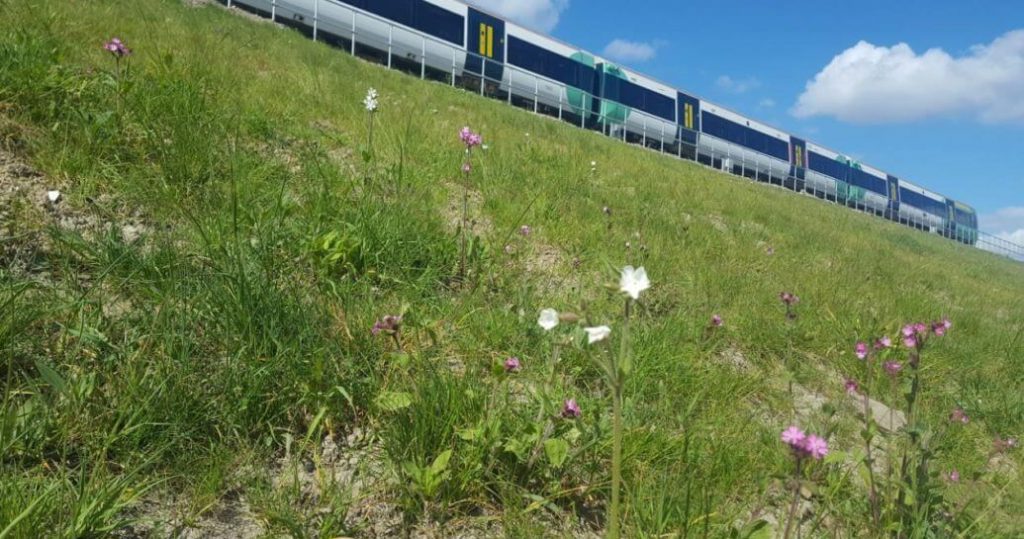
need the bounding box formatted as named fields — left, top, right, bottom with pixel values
left=602, top=75, right=674, bottom=121
left=848, top=169, right=887, bottom=196
left=702, top=113, right=787, bottom=160
left=808, top=152, right=848, bottom=181
left=354, top=0, right=464, bottom=45
left=900, top=188, right=946, bottom=217
left=507, top=37, right=594, bottom=89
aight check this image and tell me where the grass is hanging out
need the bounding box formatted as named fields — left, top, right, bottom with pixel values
left=1, top=0, right=1023, bottom=536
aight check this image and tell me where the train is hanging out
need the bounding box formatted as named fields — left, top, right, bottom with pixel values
left=216, top=0, right=980, bottom=245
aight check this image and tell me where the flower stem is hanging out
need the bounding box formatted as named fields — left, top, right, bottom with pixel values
left=609, top=298, right=631, bottom=539
left=783, top=458, right=803, bottom=539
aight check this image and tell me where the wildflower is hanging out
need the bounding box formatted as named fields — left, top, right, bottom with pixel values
left=884, top=361, right=903, bottom=377
left=590, top=160, right=597, bottom=168
left=103, top=37, right=131, bottom=58
left=603, top=206, right=612, bottom=216
left=803, top=435, right=829, bottom=460
left=902, top=324, right=915, bottom=338
left=711, top=314, right=723, bottom=327
left=538, top=308, right=559, bottom=331
left=371, top=315, right=401, bottom=336
left=519, top=225, right=531, bottom=236
left=947, top=470, right=960, bottom=483
left=950, top=407, right=969, bottom=424
left=932, top=322, right=946, bottom=337
left=902, top=334, right=917, bottom=349
left=855, top=341, right=868, bottom=360
left=619, top=266, right=650, bottom=300
left=584, top=325, right=612, bottom=344
left=461, top=162, right=472, bottom=174
left=504, top=356, right=521, bottom=373
left=766, top=246, right=775, bottom=256
left=46, top=190, right=61, bottom=203
left=913, top=322, right=929, bottom=336
left=459, top=126, right=482, bottom=148
left=561, top=398, right=581, bottom=419
left=874, top=336, right=892, bottom=349
left=781, top=426, right=806, bottom=447
left=504, top=244, right=513, bottom=254
left=481, top=144, right=489, bottom=151
left=363, top=87, right=379, bottom=112
left=779, top=292, right=799, bottom=305
left=844, top=378, right=860, bottom=395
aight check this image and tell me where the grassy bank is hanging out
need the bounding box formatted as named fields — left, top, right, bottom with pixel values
left=1, top=0, right=1022, bottom=536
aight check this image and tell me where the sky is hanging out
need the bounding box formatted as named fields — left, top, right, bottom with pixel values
left=465, top=0, right=1024, bottom=244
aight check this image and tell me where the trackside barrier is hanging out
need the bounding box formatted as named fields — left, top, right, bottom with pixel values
left=217, top=0, right=1024, bottom=264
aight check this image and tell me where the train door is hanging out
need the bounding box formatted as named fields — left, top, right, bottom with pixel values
left=887, top=175, right=900, bottom=221
left=677, top=92, right=700, bottom=149
left=944, top=199, right=956, bottom=238
left=790, top=137, right=807, bottom=180
left=465, top=9, right=504, bottom=83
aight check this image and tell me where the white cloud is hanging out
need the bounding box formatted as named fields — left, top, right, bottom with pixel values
left=466, top=0, right=568, bottom=33
left=716, top=75, right=760, bottom=94
left=793, top=30, right=1024, bottom=124
left=758, top=98, right=776, bottom=108
left=602, top=39, right=659, bottom=63
left=978, top=206, right=1024, bottom=257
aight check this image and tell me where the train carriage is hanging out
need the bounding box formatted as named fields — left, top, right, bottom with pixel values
left=216, top=0, right=982, bottom=249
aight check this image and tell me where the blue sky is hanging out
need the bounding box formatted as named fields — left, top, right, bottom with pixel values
left=466, top=0, right=1024, bottom=242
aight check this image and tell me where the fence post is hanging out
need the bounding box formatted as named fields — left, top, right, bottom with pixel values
left=351, top=12, right=356, bottom=55
left=387, top=26, right=393, bottom=69
left=271, top=0, right=276, bottom=22
left=533, top=79, right=539, bottom=113
left=420, top=38, right=426, bottom=79
left=451, top=50, right=456, bottom=87
left=312, top=0, right=318, bottom=41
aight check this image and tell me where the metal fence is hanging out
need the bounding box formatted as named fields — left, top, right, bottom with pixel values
left=219, top=0, right=1024, bottom=263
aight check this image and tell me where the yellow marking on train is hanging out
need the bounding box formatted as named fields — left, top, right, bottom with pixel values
left=487, top=25, right=494, bottom=57
left=479, top=23, right=488, bottom=56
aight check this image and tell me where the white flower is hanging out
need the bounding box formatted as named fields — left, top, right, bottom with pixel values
left=538, top=308, right=559, bottom=331
left=590, top=161, right=597, bottom=167
left=584, top=326, right=611, bottom=344
left=481, top=144, right=489, bottom=151
left=364, top=87, right=379, bottom=112
left=46, top=190, right=61, bottom=203
left=619, top=266, right=650, bottom=300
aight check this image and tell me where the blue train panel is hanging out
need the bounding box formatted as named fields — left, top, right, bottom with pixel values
left=466, top=9, right=505, bottom=81
left=348, top=0, right=464, bottom=45
left=790, top=137, right=807, bottom=180
left=702, top=112, right=788, bottom=161
left=899, top=188, right=946, bottom=217
left=677, top=92, right=700, bottom=145
left=506, top=37, right=595, bottom=91
left=598, top=69, right=675, bottom=122
left=808, top=152, right=848, bottom=182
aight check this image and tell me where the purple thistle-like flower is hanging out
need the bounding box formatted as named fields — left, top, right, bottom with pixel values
left=947, top=469, right=960, bottom=483
left=519, top=225, right=531, bottom=236
left=781, top=426, right=806, bottom=447
left=561, top=398, right=581, bottom=419
left=371, top=315, right=401, bottom=336
left=844, top=378, right=860, bottom=395
left=459, top=126, right=482, bottom=148
left=902, top=335, right=918, bottom=349
left=461, top=162, right=472, bottom=174
left=711, top=314, right=723, bottom=327
left=913, top=322, right=929, bottom=336
left=902, top=324, right=916, bottom=338
left=855, top=341, right=868, bottom=360
left=950, top=407, right=969, bottom=424
left=779, top=292, right=799, bottom=306
left=803, top=435, right=829, bottom=460
left=884, top=361, right=903, bottom=377
left=875, top=336, right=892, bottom=349
left=504, top=356, right=521, bottom=373
left=103, top=37, right=131, bottom=58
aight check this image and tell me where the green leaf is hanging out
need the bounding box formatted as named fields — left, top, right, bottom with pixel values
left=375, top=391, right=412, bottom=412
left=824, top=450, right=848, bottom=465
left=544, top=438, right=569, bottom=469
left=34, top=359, right=67, bottom=396
left=430, top=449, right=453, bottom=476
left=457, top=427, right=481, bottom=441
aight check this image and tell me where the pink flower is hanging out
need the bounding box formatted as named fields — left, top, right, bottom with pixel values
left=504, top=356, right=521, bottom=373
left=855, top=341, right=868, bottom=360
left=779, top=292, right=799, bottom=306
left=461, top=162, right=472, bottom=174
left=372, top=315, right=401, bottom=336
left=947, top=470, right=960, bottom=483
left=941, top=318, right=952, bottom=330
left=884, top=361, right=903, bottom=376
left=902, top=324, right=916, bottom=338
left=844, top=378, right=860, bottom=395
left=519, top=225, right=531, bottom=236
left=933, top=319, right=951, bottom=337
left=781, top=426, right=806, bottom=447
left=711, top=314, right=723, bottom=327
left=103, top=37, right=131, bottom=58
left=459, top=126, right=482, bottom=148
left=561, top=399, right=581, bottom=419
left=902, top=335, right=917, bottom=349
left=874, top=336, right=892, bottom=349
left=803, top=435, right=829, bottom=460
left=913, top=322, right=929, bottom=336
left=950, top=407, right=969, bottom=424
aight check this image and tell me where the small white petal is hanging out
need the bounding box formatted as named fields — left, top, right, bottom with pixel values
left=538, top=308, right=559, bottom=331
left=584, top=326, right=611, bottom=344
left=47, top=190, right=61, bottom=203
left=619, top=266, right=651, bottom=300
